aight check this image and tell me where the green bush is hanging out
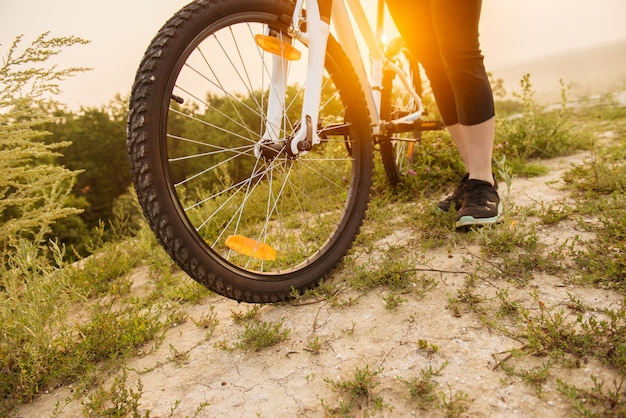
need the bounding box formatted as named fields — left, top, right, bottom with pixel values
left=494, top=74, right=590, bottom=176
left=0, top=33, right=89, bottom=259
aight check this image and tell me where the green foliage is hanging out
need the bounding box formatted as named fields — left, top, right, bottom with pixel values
left=42, top=98, right=131, bottom=230
left=561, top=142, right=626, bottom=290
left=323, top=364, right=384, bottom=415
left=0, top=34, right=137, bottom=259
left=0, top=33, right=89, bottom=257
left=563, top=142, right=626, bottom=195
left=327, top=364, right=382, bottom=399
left=494, top=74, right=589, bottom=176
left=82, top=370, right=149, bottom=418
left=558, top=375, right=626, bottom=416
left=437, top=386, right=470, bottom=418
left=399, top=361, right=448, bottom=410
left=573, top=194, right=626, bottom=289
left=386, top=131, right=466, bottom=197
left=0, top=34, right=86, bottom=259
left=0, top=241, right=73, bottom=407
left=235, top=320, right=290, bottom=351
left=60, top=301, right=165, bottom=376
left=0, top=229, right=173, bottom=414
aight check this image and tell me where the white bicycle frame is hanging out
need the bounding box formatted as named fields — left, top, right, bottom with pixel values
left=260, top=0, right=424, bottom=156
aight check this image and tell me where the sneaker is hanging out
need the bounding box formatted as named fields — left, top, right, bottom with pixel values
left=437, top=173, right=469, bottom=212
left=455, top=179, right=502, bottom=228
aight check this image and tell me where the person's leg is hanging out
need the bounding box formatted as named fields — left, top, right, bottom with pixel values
left=429, top=0, right=495, bottom=186
left=387, top=0, right=499, bottom=225
left=386, top=0, right=460, bottom=128
left=386, top=0, right=470, bottom=211
left=428, top=0, right=500, bottom=225
left=446, top=123, right=470, bottom=170
left=459, top=118, right=495, bottom=185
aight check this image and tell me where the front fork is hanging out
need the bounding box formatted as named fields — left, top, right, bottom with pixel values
left=256, top=0, right=331, bottom=158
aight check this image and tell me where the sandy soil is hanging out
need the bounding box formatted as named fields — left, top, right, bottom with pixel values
left=15, top=151, right=624, bottom=417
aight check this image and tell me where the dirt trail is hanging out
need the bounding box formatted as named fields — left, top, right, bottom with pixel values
left=16, top=151, right=623, bottom=417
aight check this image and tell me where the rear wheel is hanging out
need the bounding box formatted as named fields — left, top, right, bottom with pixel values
left=379, top=37, right=422, bottom=186
left=126, top=0, right=373, bottom=302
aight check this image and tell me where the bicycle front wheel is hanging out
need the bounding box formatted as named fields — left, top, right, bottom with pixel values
left=127, top=0, right=373, bottom=302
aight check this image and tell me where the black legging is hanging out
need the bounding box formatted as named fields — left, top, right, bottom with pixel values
left=386, top=0, right=494, bottom=126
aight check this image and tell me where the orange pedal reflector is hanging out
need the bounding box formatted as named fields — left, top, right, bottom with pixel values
left=254, top=34, right=301, bottom=61
left=225, top=235, right=277, bottom=261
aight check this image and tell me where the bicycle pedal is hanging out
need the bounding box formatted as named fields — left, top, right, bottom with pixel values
left=413, top=120, right=445, bottom=131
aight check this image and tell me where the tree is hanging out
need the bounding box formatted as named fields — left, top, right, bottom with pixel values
left=43, top=97, right=131, bottom=228
left=0, top=33, right=89, bottom=257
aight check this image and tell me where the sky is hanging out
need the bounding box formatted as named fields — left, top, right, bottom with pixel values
left=1, top=0, right=626, bottom=110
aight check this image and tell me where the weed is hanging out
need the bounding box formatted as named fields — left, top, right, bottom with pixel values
left=375, top=130, right=466, bottom=198
left=563, top=141, right=626, bottom=196
left=168, top=344, right=190, bottom=367
left=235, top=320, right=290, bottom=351
left=417, top=339, right=440, bottom=355
left=474, top=213, right=538, bottom=257
left=382, top=292, right=407, bottom=310
left=558, top=375, right=626, bottom=417
left=520, top=296, right=580, bottom=357
left=323, top=364, right=384, bottom=415
left=519, top=362, right=553, bottom=391
left=214, top=339, right=234, bottom=352
left=342, top=321, right=357, bottom=336
left=70, top=234, right=142, bottom=298
left=495, top=74, right=587, bottom=176
left=328, top=364, right=382, bottom=399
left=191, top=305, right=220, bottom=339
left=320, top=398, right=353, bottom=417
left=577, top=305, right=626, bottom=374
left=565, top=140, right=626, bottom=292
left=160, top=277, right=213, bottom=304
left=496, top=289, right=519, bottom=317
left=81, top=369, right=148, bottom=418
left=292, top=279, right=340, bottom=304
left=231, top=305, right=262, bottom=323
left=349, top=250, right=418, bottom=292
left=571, top=193, right=626, bottom=290
left=438, top=385, right=470, bottom=418
left=168, top=307, right=188, bottom=327
left=539, top=200, right=575, bottom=225
left=306, top=336, right=323, bottom=354
left=447, top=272, right=485, bottom=317
left=57, top=301, right=166, bottom=381
left=408, top=200, right=458, bottom=250
left=399, top=361, right=449, bottom=410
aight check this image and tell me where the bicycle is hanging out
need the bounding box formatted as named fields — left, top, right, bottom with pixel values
left=126, top=0, right=444, bottom=303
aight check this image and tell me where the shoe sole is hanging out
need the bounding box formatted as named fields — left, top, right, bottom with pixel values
left=455, top=203, right=503, bottom=228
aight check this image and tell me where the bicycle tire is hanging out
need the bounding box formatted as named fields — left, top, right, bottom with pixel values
left=127, top=0, right=373, bottom=303
left=379, top=37, right=422, bottom=186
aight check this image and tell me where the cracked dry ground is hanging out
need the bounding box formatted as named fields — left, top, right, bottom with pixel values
left=16, top=151, right=623, bottom=417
